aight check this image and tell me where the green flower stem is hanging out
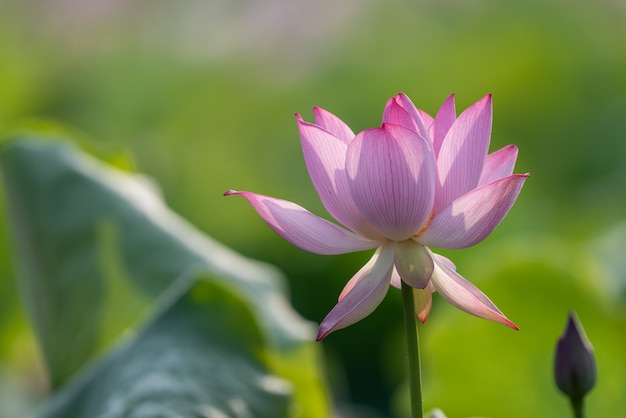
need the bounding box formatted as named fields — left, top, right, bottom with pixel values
left=571, top=397, right=585, bottom=418
left=401, top=281, right=423, bottom=418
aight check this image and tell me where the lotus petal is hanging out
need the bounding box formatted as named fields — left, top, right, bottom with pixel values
left=435, top=94, right=492, bottom=211
left=346, top=124, right=435, bottom=241
left=419, top=174, right=528, bottom=249
left=297, top=117, right=383, bottom=240
left=318, top=243, right=395, bottom=339
left=430, top=253, right=518, bottom=329
left=478, top=145, right=519, bottom=186
left=225, top=191, right=377, bottom=254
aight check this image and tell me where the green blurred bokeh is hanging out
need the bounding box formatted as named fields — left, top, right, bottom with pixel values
left=1, top=0, right=626, bottom=416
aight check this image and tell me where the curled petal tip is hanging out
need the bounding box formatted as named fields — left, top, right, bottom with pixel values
left=224, top=189, right=237, bottom=196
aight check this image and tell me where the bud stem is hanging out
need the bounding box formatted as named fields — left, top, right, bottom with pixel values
left=571, top=397, right=585, bottom=418
left=401, top=281, right=423, bottom=418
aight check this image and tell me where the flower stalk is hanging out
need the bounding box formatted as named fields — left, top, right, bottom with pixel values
left=570, top=397, right=584, bottom=418
left=402, top=281, right=423, bottom=418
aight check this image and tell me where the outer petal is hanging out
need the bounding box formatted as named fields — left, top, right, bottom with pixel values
left=311, top=107, right=355, bottom=145
left=478, top=144, right=518, bottom=186
left=346, top=124, right=436, bottom=241
left=224, top=191, right=377, bottom=254
left=297, top=117, right=384, bottom=240
left=419, top=174, right=528, bottom=249
left=317, top=243, right=396, bottom=340
left=429, top=252, right=518, bottom=329
left=393, top=239, right=434, bottom=289
left=382, top=93, right=430, bottom=140
left=431, top=93, right=456, bottom=158
left=435, top=94, right=492, bottom=211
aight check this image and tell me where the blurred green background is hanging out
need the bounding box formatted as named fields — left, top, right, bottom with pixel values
left=1, top=0, right=626, bottom=417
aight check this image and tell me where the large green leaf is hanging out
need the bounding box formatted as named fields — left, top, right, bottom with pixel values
left=0, top=136, right=329, bottom=417
left=38, top=277, right=292, bottom=418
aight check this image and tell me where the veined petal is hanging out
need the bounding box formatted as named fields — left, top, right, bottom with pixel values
left=432, top=93, right=456, bottom=158
left=382, top=93, right=430, bottom=139
left=297, top=117, right=384, bottom=240
left=394, top=239, right=433, bottom=289
left=420, top=174, right=528, bottom=249
left=312, top=107, right=355, bottom=145
left=429, top=252, right=518, bottom=329
left=346, top=124, right=436, bottom=241
left=478, top=145, right=519, bottom=186
left=224, top=191, right=377, bottom=254
left=317, top=243, right=395, bottom=340
left=413, top=287, right=433, bottom=324
left=435, top=94, right=492, bottom=211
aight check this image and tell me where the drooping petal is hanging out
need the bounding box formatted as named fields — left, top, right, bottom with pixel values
left=297, top=117, right=384, bottom=240
left=382, top=93, right=430, bottom=139
left=435, top=94, right=492, bottom=211
left=478, top=144, right=519, bottom=186
left=346, top=124, right=436, bottom=241
left=431, top=93, right=456, bottom=158
left=224, top=191, right=377, bottom=254
left=393, top=239, right=434, bottom=289
left=429, top=252, right=518, bottom=329
left=419, top=174, right=528, bottom=249
left=413, top=287, right=433, bottom=324
left=311, top=107, right=355, bottom=145
left=317, top=243, right=396, bottom=340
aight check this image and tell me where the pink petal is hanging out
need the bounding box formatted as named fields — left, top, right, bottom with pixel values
left=432, top=93, right=456, bottom=158
left=317, top=243, right=395, bottom=340
left=346, top=124, right=436, bottom=241
left=297, top=117, right=384, bottom=240
left=382, top=93, right=430, bottom=139
left=311, top=107, right=355, bottom=145
left=419, top=174, right=529, bottom=249
left=393, top=239, right=433, bottom=289
left=224, top=190, right=377, bottom=254
left=430, top=253, right=518, bottom=329
left=435, top=94, right=492, bottom=212
left=417, top=109, right=434, bottom=139
left=338, top=242, right=396, bottom=301
left=478, top=145, right=519, bottom=186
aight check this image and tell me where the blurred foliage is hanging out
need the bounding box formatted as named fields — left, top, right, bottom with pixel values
left=0, top=137, right=329, bottom=417
left=1, top=0, right=626, bottom=417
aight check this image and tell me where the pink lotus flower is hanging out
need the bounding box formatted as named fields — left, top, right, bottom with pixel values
left=226, top=93, right=528, bottom=340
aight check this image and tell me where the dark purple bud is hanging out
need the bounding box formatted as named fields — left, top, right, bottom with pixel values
left=554, top=312, right=597, bottom=400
